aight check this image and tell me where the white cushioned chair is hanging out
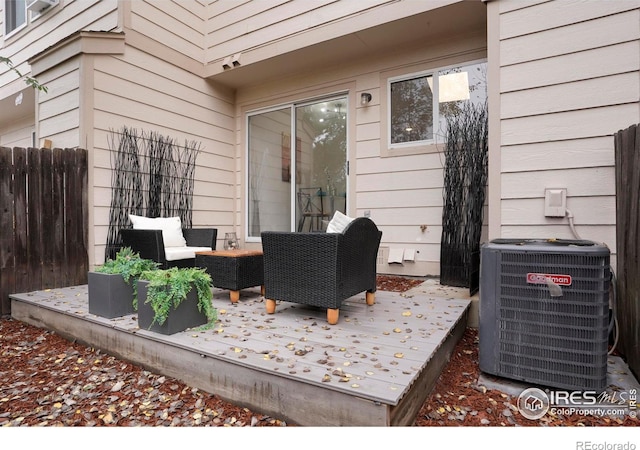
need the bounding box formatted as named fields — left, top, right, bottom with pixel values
left=119, top=215, right=217, bottom=269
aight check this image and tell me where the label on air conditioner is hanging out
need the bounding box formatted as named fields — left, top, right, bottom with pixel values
left=526, top=273, right=572, bottom=286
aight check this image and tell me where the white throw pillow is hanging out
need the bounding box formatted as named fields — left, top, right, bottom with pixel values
left=129, top=214, right=187, bottom=248
left=326, top=211, right=355, bottom=234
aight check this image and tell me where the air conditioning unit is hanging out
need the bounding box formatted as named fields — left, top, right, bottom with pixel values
left=27, top=0, right=56, bottom=14
left=479, top=239, right=611, bottom=391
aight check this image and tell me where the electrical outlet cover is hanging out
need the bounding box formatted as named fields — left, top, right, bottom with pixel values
left=544, top=188, right=566, bottom=217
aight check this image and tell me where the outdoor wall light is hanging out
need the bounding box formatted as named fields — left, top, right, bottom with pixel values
left=361, top=92, right=372, bottom=105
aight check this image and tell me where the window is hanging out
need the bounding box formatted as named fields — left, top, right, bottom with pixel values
left=390, top=74, right=433, bottom=145
left=5, top=0, right=27, bottom=36
left=387, top=61, right=487, bottom=151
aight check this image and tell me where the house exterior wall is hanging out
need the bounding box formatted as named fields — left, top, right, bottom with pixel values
left=2, top=0, right=236, bottom=267
left=8, top=0, right=631, bottom=280
left=486, top=0, right=640, bottom=271
left=88, top=45, right=236, bottom=265
left=0, top=115, right=32, bottom=147
left=125, top=0, right=206, bottom=72
left=204, top=0, right=462, bottom=76
left=100, top=1, right=235, bottom=265
left=3, top=0, right=488, bottom=274
left=0, top=0, right=118, bottom=100
left=36, top=55, right=81, bottom=147
left=203, top=0, right=489, bottom=278
left=236, top=30, right=487, bottom=276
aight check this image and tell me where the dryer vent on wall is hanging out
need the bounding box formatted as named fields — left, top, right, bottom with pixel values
left=479, top=239, right=611, bottom=391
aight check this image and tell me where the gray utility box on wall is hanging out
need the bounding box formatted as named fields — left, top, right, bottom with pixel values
left=479, top=239, right=611, bottom=391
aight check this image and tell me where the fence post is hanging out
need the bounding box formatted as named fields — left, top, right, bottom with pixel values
left=41, top=148, right=55, bottom=288
left=0, top=147, right=15, bottom=316
left=28, top=148, right=43, bottom=289
left=13, top=148, right=29, bottom=298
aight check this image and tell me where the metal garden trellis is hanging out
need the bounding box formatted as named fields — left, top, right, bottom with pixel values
left=440, top=101, right=488, bottom=294
left=104, top=127, right=201, bottom=261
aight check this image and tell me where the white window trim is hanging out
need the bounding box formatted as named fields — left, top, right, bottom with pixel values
left=4, top=21, right=27, bottom=38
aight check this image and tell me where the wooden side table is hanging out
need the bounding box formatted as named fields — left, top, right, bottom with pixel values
left=195, top=250, right=264, bottom=303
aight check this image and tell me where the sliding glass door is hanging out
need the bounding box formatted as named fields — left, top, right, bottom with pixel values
left=247, top=96, right=348, bottom=239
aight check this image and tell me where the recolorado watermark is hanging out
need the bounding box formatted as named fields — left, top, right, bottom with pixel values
left=575, top=443, right=636, bottom=450
left=517, top=387, right=637, bottom=420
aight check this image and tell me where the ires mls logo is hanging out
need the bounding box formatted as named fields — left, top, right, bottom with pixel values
left=526, top=272, right=572, bottom=286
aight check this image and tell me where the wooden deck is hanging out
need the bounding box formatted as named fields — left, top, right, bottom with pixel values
left=9, top=280, right=471, bottom=426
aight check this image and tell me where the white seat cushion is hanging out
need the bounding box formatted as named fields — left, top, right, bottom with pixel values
left=165, top=246, right=212, bottom=262
left=129, top=214, right=187, bottom=248
left=326, top=211, right=355, bottom=234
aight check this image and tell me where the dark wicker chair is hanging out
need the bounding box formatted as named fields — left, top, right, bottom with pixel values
left=261, top=217, right=382, bottom=324
left=119, top=228, right=217, bottom=269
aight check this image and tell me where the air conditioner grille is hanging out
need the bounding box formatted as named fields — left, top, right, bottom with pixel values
left=500, top=321, right=608, bottom=342
left=499, top=342, right=606, bottom=365
left=479, top=239, right=610, bottom=391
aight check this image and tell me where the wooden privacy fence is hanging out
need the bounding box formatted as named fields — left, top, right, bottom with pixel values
left=0, top=147, right=88, bottom=316
left=614, top=124, right=640, bottom=380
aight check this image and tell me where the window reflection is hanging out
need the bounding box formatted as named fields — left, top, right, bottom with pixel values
left=390, top=75, right=433, bottom=144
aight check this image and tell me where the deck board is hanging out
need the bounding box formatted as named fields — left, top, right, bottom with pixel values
left=9, top=280, right=472, bottom=425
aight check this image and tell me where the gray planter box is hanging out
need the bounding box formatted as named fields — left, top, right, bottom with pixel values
left=137, top=280, right=208, bottom=335
left=88, top=272, right=136, bottom=318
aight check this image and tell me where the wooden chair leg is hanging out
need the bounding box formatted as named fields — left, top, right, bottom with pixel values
left=266, top=299, right=276, bottom=314
left=327, top=308, right=339, bottom=325
left=366, top=291, right=375, bottom=306
left=260, top=285, right=265, bottom=296
left=229, top=290, right=240, bottom=303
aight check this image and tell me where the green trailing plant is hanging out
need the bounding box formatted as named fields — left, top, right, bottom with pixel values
left=140, top=267, right=216, bottom=328
left=95, top=247, right=159, bottom=308
left=1, top=56, right=48, bottom=92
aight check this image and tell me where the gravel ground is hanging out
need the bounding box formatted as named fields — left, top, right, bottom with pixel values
left=1, top=276, right=638, bottom=428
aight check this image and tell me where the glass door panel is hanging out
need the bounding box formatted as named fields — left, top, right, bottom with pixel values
left=295, top=97, right=347, bottom=232
left=247, top=96, right=348, bottom=239
left=247, top=107, right=292, bottom=237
